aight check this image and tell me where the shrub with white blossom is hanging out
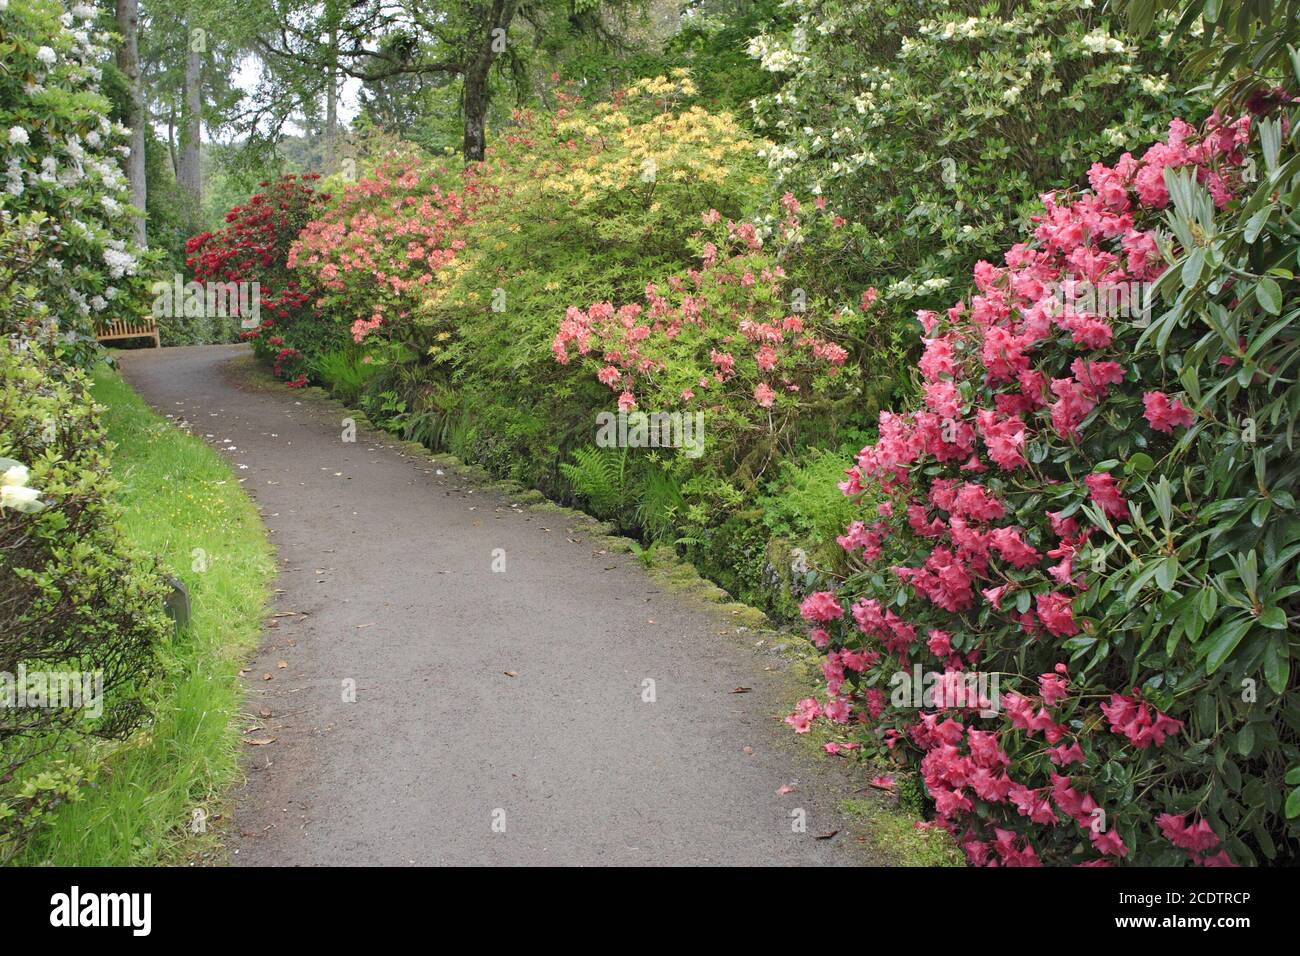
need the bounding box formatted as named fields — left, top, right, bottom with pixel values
left=0, top=0, right=148, bottom=349
left=746, top=0, right=1215, bottom=401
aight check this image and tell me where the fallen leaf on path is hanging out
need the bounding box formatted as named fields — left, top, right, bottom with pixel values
left=503, top=670, right=518, bottom=678
left=815, top=831, right=839, bottom=841
left=261, top=673, right=273, bottom=681
left=869, top=776, right=896, bottom=791
left=776, top=785, right=795, bottom=795
left=731, top=687, right=752, bottom=694
left=276, top=661, right=288, bottom=669
left=244, top=738, right=276, bottom=747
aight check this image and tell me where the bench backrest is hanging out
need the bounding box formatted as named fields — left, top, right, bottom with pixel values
left=96, top=316, right=160, bottom=344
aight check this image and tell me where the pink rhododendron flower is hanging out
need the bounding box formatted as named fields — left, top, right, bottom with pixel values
left=1036, top=592, right=1079, bottom=637
left=989, top=526, right=1042, bottom=568
left=926, top=628, right=953, bottom=658
left=1101, top=692, right=1184, bottom=749
left=1085, top=472, right=1128, bottom=519
left=1038, top=665, right=1070, bottom=706
left=1090, top=828, right=1128, bottom=858
left=1048, top=742, right=1085, bottom=766
left=1142, top=390, right=1195, bottom=433
left=799, top=591, right=844, bottom=623
left=823, top=741, right=860, bottom=754
left=785, top=698, right=821, bottom=734
left=823, top=696, right=851, bottom=723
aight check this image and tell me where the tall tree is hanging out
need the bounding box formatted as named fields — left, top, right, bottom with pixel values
left=178, top=15, right=204, bottom=221
left=115, top=0, right=148, bottom=246
left=139, top=0, right=246, bottom=233
left=250, top=0, right=633, bottom=162
left=459, top=0, right=519, bottom=160
left=323, top=23, right=339, bottom=172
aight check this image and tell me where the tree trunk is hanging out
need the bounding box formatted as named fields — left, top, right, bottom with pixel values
left=178, top=25, right=203, bottom=228
left=324, top=27, right=338, bottom=174
left=462, top=64, right=489, bottom=162
left=114, top=0, right=147, bottom=248
left=461, top=0, right=519, bottom=162
left=167, top=103, right=177, bottom=177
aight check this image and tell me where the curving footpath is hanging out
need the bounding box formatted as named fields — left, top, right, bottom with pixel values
left=118, top=344, right=871, bottom=866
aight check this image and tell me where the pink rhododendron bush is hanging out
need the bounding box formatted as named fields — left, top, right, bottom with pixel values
left=288, top=149, right=483, bottom=362
left=553, top=196, right=854, bottom=482
left=794, top=110, right=1300, bottom=866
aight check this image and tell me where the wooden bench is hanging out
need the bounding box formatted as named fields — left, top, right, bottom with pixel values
left=96, top=315, right=160, bottom=348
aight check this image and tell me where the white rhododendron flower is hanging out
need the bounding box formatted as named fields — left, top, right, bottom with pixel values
left=1, top=483, right=42, bottom=512
left=3, top=463, right=30, bottom=487
left=0, top=463, right=43, bottom=514
left=8, top=126, right=29, bottom=146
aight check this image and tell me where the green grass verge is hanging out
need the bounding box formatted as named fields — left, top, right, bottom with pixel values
left=14, top=362, right=274, bottom=865
left=840, top=798, right=965, bottom=867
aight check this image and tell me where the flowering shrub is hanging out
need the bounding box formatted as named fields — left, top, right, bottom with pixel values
left=0, top=226, right=168, bottom=856
left=287, top=148, right=480, bottom=366
left=186, top=173, right=330, bottom=375
left=746, top=0, right=1213, bottom=401
left=406, top=72, right=766, bottom=373
left=0, top=0, right=149, bottom=353
left=553, top=197, right=853, bottom=484
left=289, top=74, right=775, bottom=496
left=430, top=75, right=863, bottom=535
left=0, top=23, right=167, bottom=853
left=793, top=110, right=1300, bottom=866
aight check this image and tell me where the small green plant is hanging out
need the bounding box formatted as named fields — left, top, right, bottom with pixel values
left=310, top=349, right=378, bottom=406
left=559, top=446, right=633, bottom=522
left=634, top=461, right=686, bottom=543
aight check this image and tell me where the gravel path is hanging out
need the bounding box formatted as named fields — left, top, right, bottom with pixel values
left=119, top=344, right=870, bottom=866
